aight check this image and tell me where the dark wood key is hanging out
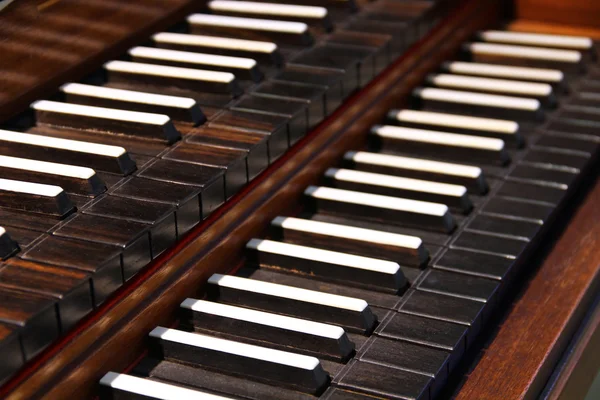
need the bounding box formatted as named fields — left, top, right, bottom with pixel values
left=275, top=65, right=345, bottom=110
left=0, top=178, right=75, bottom=218
left=418, top=270, right=499, bottom=304
left=187, top=14, right=315, bottom=46
left=0, top=258, right=93, bottom=332
left=326, top=30, right=392, bottom=73
left=152, top=32, right=284, bottom=67
left=54, top=214, right=152, bottom=281
left=21, top=236, right=124, bottom=307
left=32, top=100, right=181, bottom=144
left=0, top=130, right=137, bottom=176
left=187, top=126, right=269, bottom=180
left=0, top=323, right=24, bottom=384
left=0, top=286, right=58, bottom=360
left=304, top=185, right=456, bottom=233
left=246, top=238, right=407, bottom=292
left=0, top=227, right=19, bottom=260
left=129, top=46, right=264, bottom=82
left=369, top=124, right=511, bottom=166
left=164, top=142, right=248, bottom=199
left=387, top=108, right=524, bottom=147
left=248, top=0, right=356, bottom=9
left=99, top=372, right=235, bottom=400
left=207, top=273, right=377, bottom=333
left=207, top=1, right=333, bottom=30
left=61, top=83, right=206, bottom=125
left=343, top=151, right=488, bottom=194
left=148, top=326, right=330, bottom=394
left=104, top=60, right=243, bottom=96
left=180, top=298, right=354, bottom=361
left=323, top=168, right=473, bottom=213
left=342, top=19, right=410, bottom=56
left=270, top=216, right=429, bottom=268
left=0, top=155, right=106, bottom=196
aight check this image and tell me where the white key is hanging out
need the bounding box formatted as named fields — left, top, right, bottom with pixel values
left=0, top=226, right=19, bottom=260
left=100, top=372, right=234, bottom=400
left=208, top=273, right=376, bottom=332
left=31, top=100, right=180, bottom=143
left=208, top=1, right=331, bottom=29
left=305, top=185, right=456, bottom=232
left=478, top=30, right=593, bottom=51
left=272, top=216, right=429, bottom=267
left=0, top=129, right=135, bottom=175
left=344, top=151, right=487, bottom=194
left=128, top=46, right=263, bottom=82
left=104, top=60, right=241, bottom=95
left=152, top=32, right=282, bottom=66
left=0, top=155, right=105, bottom=196
left=0, top=177, right=74, bottom=217
left=247, top=238, right=406, bottom=291
left=187, top=14, right=313, bottom=46
left=149, top=327, right=329, bottom=393
left=413, top=87, right=543, bottom=121
left=325, top=168, right=472, bottom=212
left=388, top=109, right=523, bottom=145
left=181, top=298, right=354, bottom=360
left=442, top=61, right=564, bottom=84
left=60, top=83, right=205, bottom=124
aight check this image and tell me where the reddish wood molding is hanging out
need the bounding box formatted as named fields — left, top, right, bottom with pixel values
left=514, top=0, right=600, bottom=29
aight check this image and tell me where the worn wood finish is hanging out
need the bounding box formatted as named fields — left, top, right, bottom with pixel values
left=454, top=178, right=600, bottom=399
left=0, top=0, right=500, bottom=398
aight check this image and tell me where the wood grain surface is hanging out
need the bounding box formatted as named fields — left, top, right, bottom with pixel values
left=514, top=0, right=600, bottom=29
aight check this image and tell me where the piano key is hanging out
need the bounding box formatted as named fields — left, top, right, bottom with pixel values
left=325, top=388, right=392, bottom=400
left=104, top=60, right=242, bottom=96
left=21, top=236, right=123, bottom=306
left=148, top=327, right=329, bottom=394
left=99, top=372, right=235, bottom=400
left=0, top=287, right=58, bottom=360
left=208, top=1, right=332, bottom=30
left=477, top=30, right=593, bottom=52
left=60, top=83, right=205, bottom=124
left=0, top=227, right=19, bottom=260
left=0, top=130, right=136, bottom=175
left=275, top=65, right=345, bottom=110
left=112, top=177, right=202, bottom=238
left=412, top=87, right=543, bottom=121
left=164, top=143, right=248, bottom=198
left=180, top=298, right=354, bottom=361
left=0, top=323, right=23, bottom=384
left=482, top=197, right=554, bottom=223
left=323, top=168, right=472, bottom=213
left=496, top=180, right=566, bottom=205
left=0, top=258, right=93, bottom=332
left=139, top=160, right=225, bottom=219
left=343, top=151, right=488, bottom=194
left=326, top=30, right=392, bottom=74
left=1, top=225, right=44, bottom=250
left=270, top=216, right=429, bottom=268
left=547, top=117, right=600, bottom=138
left=31, top=100, right=181, bottom=144
left=418, top=270, right=499, bottom=304
left=304, top=185, right=456, bottom=233
left=369, top=125, right=510, bottom=166
left=54, top=214, right=152, bottom=281
left=465, top=214, right=541, bottom=241
left=451, top=231, right=528, bottom=258
left=246, top=238, right=407, bottom=292
left=0, top=209, right=60, bottom=233
left=441, top=61, right=565, bottom=88
left=569, top=92, right=600, bottom=108
left=523, top=148, right=589, bottom=171
left=434, top=248, right=515, bottom=281
left=359, top=337, right=451, bottom=397
left=249, top=0, right=356, bottom=9
left=209, top=110, right=289, bottom=162
left=232, top=95, right=309, bottom=145
left=464, top=42, right=584, bottom=73
left=0, top=155, right=106, bottom=197
left=335, top=360, right=431, bottom=400
left=83, top=196, right=177, bottom=258
left=559, top=105, right=600, bottom=124
left=508, top=164, right=577, bottom=188
left=342, top=18, right=411, bottom=56
left=535, top=132, right=599, bottom=154
left=387, top=109, right=523, bottom=147
left=0, top=178, right=74, bottom=218
left=207, top=273, right=377, bottom=333
left=152, top=32, right=283, bottom=67
left=128, top=47, right=263, bottom=82
left=187, top=14, right=314, bottom=47
left=426, top=74, right=555, bottom=105
left=188, top=126, right=269, bottom=180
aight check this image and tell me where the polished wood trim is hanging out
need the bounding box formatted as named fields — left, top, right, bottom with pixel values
left=0, top=0, right=503, bottom=398
left=508, top=20, right=600, bottom=40
left=514, top=0, right=600, bottom=29
left=454, top=177, right=600, bottom=400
